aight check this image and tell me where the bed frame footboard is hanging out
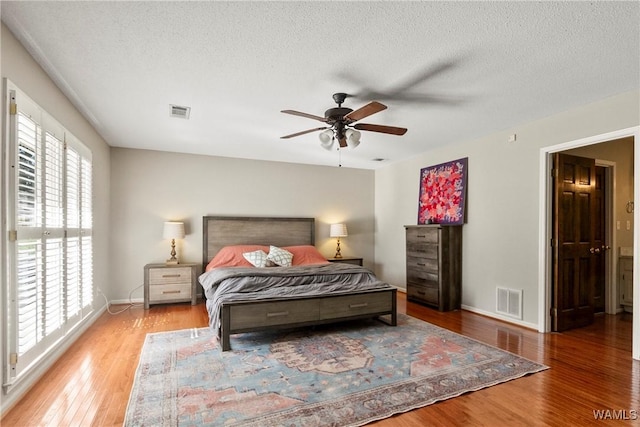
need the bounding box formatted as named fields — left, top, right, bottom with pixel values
left=219, top=288, right=397, bottom=351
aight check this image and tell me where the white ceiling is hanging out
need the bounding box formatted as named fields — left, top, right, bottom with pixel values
left=2, top=1, right=639, bottom=169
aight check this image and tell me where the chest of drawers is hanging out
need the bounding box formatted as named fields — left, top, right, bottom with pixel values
left=405, top=225, right=462, bottom=311
left=144, top=263, right=198, bottom=309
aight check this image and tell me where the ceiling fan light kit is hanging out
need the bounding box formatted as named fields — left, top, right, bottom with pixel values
left=281, top=93, right=407, bottom=151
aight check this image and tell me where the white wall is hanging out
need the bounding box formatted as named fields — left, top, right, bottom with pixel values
left=1, top=23, right=111, bottom=413
left=109, top=148, right=374, bottom=302
left=374, top=90, right=640, bottom=328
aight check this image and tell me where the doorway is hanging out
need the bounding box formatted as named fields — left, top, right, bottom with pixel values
left=551, top=153, right=613, bottom=332
left=539, top=126, right=640, bottom=361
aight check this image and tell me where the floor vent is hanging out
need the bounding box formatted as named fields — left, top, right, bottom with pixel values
left=496, top=287, right=522, bottom=319
left=170, top=104, right=191, bottom=119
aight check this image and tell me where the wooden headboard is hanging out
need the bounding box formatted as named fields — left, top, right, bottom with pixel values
left=202, top=216, right=315, bottom=267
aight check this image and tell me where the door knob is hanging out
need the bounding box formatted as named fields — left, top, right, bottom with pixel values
left=590, top=247, right=601, bottom=254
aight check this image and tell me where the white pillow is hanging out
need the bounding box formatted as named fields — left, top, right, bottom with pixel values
left=243, top=250, right=269, bottom=267
left=266, top=245, right=293, bottom=267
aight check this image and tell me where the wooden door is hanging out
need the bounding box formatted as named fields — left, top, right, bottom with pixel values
left=552, top=153, right=597, bottom=331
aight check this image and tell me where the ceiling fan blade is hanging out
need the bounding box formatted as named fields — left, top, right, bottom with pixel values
left=344, top=101, right=387, bottom=122
left=281, top=127, right=328, bottom=139
left=281, top=110, right=327, bottom=122
left=353, top=123, right=407, bottom=136
left=389, top=60, right=458, bottom=94
left=336, top=58, right=462, bottom=105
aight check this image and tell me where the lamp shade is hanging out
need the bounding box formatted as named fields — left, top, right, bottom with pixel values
left=163, top=221, right=185, bottom=239
left=345, top=129, right=361, bottom=149
left=329, top=223, right=348, bottom=238
left=319, top=129, right=334, bottom=151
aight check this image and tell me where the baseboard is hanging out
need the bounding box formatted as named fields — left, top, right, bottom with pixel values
left=461, top=304, right=539, bottom=330
left=109, top=297, right=144, bottom=305
left=1, top=304, right=107, bottom=417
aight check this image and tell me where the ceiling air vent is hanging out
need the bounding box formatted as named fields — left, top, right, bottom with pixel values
left=169, top=104, right=191, bottom=119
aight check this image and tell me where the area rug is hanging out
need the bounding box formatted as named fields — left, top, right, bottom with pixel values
left=124, top=314, right=547, bottom=426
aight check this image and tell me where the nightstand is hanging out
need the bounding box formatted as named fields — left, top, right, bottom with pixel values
left=327, top=257, right=363, bottom=266
left=144, top=263, right=198, bottom=309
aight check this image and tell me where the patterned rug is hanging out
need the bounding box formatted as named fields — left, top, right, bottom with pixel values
left=125, top=314, right=547, bottom=426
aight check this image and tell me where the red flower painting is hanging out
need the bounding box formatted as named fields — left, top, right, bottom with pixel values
left=418, top=158, right=467, bottom=225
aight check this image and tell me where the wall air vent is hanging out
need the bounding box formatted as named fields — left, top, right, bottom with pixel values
left=170, top=104, right=191, bottom=119
left=496, top=287, right=522, bottom=319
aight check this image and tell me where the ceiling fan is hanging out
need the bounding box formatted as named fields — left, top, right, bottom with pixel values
left=336, top=59, right=463, bottom=105
left=280, top=93, right=407, bottom=150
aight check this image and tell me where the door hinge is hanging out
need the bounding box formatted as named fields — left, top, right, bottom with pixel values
left=550, top=238, right=556, bottom=247
left=550, top=307, right=557, bottom=317
left=9, top=101, right=17, bottom=115
left=551, top=168, right=557, bottom=178
left=9, top=353, right=18, bottom=365
left=8, top=230, right=17, bottom=241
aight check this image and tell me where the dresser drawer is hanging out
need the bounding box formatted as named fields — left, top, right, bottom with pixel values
left=148, top=267, right=192, bottom=285
left=407, top=283, right=438, bottom=305
left=406, top=227, right=439, bottom=243
left=407, top=256, right=438, bottom=272
left=149, top=283, right=192, bottom=302
left=406, top=242, right=439, bottom=259
left=320, top=292, right=392, bottom=320
left=407, top=268, right=439, bottom=285
left=229, top=300, right=319, bottom=329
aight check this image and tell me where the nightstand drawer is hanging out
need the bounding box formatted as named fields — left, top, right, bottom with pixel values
left=149, top=283, right=192, bottom=302
left=148, top=267, right=192, bottom=285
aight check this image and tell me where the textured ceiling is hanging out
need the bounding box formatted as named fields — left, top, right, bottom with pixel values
left=2, top=1, right=639, bottom=169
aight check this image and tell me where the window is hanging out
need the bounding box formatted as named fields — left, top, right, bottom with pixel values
left=4, top=82, right=93, bottom=385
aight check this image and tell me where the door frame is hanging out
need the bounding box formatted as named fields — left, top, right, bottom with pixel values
left=538, top=126, right=640, bottom=360
left=596, top=160, right=617, bottom=315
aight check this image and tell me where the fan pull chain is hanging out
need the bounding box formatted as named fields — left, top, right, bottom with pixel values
left=338, top=146, right=342, bottom=167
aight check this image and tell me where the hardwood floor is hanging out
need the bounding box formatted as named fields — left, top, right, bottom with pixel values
left=2, top=294, right=637, bottom=426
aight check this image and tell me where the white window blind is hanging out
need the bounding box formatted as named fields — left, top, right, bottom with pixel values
left=4, top=82, right=94, bottom=385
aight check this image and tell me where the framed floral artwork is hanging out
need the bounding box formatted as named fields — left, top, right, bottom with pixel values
left=418, top=157, right=468, bottom=225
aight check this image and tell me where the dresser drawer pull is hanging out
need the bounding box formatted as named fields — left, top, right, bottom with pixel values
left=162, top=290, right=181, bottom=295
left=417, top=263, right=426, bottom=266
left=417, top=291, right=426, bottom=295
left=349, top=303, right=368, bottom=309
left=162, top=274, right=181, bottom=278
left=267, top=311, right=289, bottom=317
left=416, top=234, right=426, bottom=238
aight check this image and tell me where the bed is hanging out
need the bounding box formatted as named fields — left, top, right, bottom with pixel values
left=199, top=216, right=397, bottom=351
